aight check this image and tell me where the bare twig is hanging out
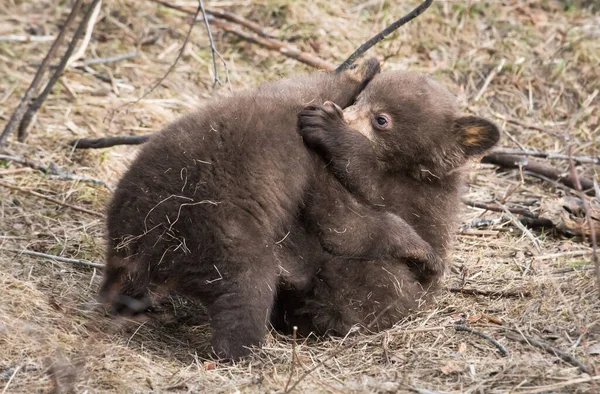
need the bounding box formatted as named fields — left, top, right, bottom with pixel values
left=67, top=0, right=103, bottom=67
left=69, top=52, right=139, bottom=68
left=474, top=59, right=506, bottom=102
left=284, top=326, right=298, bottom=392
left=462, top=198, right=537, bottom=219
left=504, top=331, right=590, bottom=374
left=565, top=144, right=600, bottom=292
left=0, top=180, right=105, bottom=217
left=18, top=0, right=103, bottom=143
left=491, top=148, right=600, bottom=165
left=519, top=376, right=600, bottom=394
left=109, top=1, right=202, bottom=120
left=535, top=250, right=593, bottom=260
left=448, top=287, right=531, bottom=298
left=0, top=0, right=84, bottom=146
left=197, top=0, right=222, bottom=88
left=336, top=0, right=434, bottom=71
left=0, top=365, right=20, bottom=394
left=68, top=134, right=152, bottom=149
left=0, top=154, right=114, bottom=190
left=482, top=154, right=595, bottom=194
left=1, top=248, right=104, bottom=269
left=455, top=325, right=509, bottom=357
left=0, top=35, right=56, bottom=42
left=501, top=204, right=541, bottom=252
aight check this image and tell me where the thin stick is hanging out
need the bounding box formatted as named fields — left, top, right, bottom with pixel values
left=565, top=145, right=600, bottom=292
left=0, top=180, right=105, bottom=218
left=0, top=154, right=114, bottom=190
left=0, top=35, right=56, bottom=42
left=336, top=0, right=434, bottom=71
left=448, top=287, right=531, bottom=298
left=284, top=326, right=298, bottom=392
left=197, top=0, right=222, bottom=88
left=67, top=0, right=103, bottom=67
left=17, top=0, right=103, bottom=143
left=0, top=365, right=20, bottom=394
left=491, top=148, right=600, bottom=165
left=0, top=0, right=84, bottom=146
left=504, top=331, right=590, bottom=374
left=68, top=52, right=139, bottom=68
left=1, top=248, right=104, bottom=269
left=455, top=325, right=509, bottom=357
left=518, top=375, right=600, bottom=394
left=462, top=198, right=537, bottom=219
left=501, top=204, right=541, bottom=252
left=482, top=154, right=595, bottom=193
left=474, top=59, right=506, bottom=102
left=110, top=1, right=202, bottom=119
left=535, top=250, right=592, bottom=260
left=68, top=134, right=152, bottom=149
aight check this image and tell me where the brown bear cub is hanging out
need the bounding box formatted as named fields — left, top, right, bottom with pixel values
left=287, top=70, right=500, bottom=335
left=99, top=59, right=441, bottom=360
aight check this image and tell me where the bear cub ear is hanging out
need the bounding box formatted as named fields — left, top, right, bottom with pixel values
left=455, top=116, right=500, bottom=155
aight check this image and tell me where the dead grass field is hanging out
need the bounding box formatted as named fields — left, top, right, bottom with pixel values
left=1, top=0, right=599, bottom=393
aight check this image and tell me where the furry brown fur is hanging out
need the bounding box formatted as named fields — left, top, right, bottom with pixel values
left=98, top=60, right=440, bottom=360
left=290, top=70, right=500, bottom=335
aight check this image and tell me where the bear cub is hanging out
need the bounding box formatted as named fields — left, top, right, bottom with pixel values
left=285, top=70, right=500, bottom=335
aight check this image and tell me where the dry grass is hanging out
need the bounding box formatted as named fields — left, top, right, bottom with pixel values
left=1, top=0, right=599, bottom=392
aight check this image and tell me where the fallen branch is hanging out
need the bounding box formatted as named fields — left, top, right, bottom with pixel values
left=1, top=248, right=104, bottom=269
left=0, top=180, right=105, bottom=218
left=482, top=154, right=595, bottom=194
left=462, top=198, right=537, bottom=219
left=68, top=134, right=151, bottom=149
left=491, top=148, right=599, bottom=165
left=336, top=0, right=434, bottom=71
left=0, top=0, right=84, bottom=146
left=0, top=153, right=114, bottom=190
left=455, top=325, right=509, bottom=357
left=18, top=0, right=103, bottom=143
left=448, top=287, right=531, bottom=298
left=504, top=331, right=590, bottom=374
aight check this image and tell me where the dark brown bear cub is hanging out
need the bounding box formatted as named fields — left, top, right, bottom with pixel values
left=99, top=60, right=440, bottom=360
left=291, top=70, right=500, bottom=335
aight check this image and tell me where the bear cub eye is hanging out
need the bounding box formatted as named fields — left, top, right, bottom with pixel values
left=373, top=114, right=391, bottom=129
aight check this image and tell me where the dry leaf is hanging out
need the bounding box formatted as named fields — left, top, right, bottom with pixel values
left=589, top=343, right=600, bottom=355
left=457, top=343, right=467, bottom=354
left=440, top=362, right=463, bottom=375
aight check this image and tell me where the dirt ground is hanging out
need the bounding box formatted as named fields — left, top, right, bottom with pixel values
left=1, top=0, right=599, bottom=393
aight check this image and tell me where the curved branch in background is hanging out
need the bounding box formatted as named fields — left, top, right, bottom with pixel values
left=0, top=0, right=84, bottom=146
left=336, top=0, right=434, bottom=72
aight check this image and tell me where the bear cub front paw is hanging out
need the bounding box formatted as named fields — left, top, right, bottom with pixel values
left=298, top=101, right=346, bottom=150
